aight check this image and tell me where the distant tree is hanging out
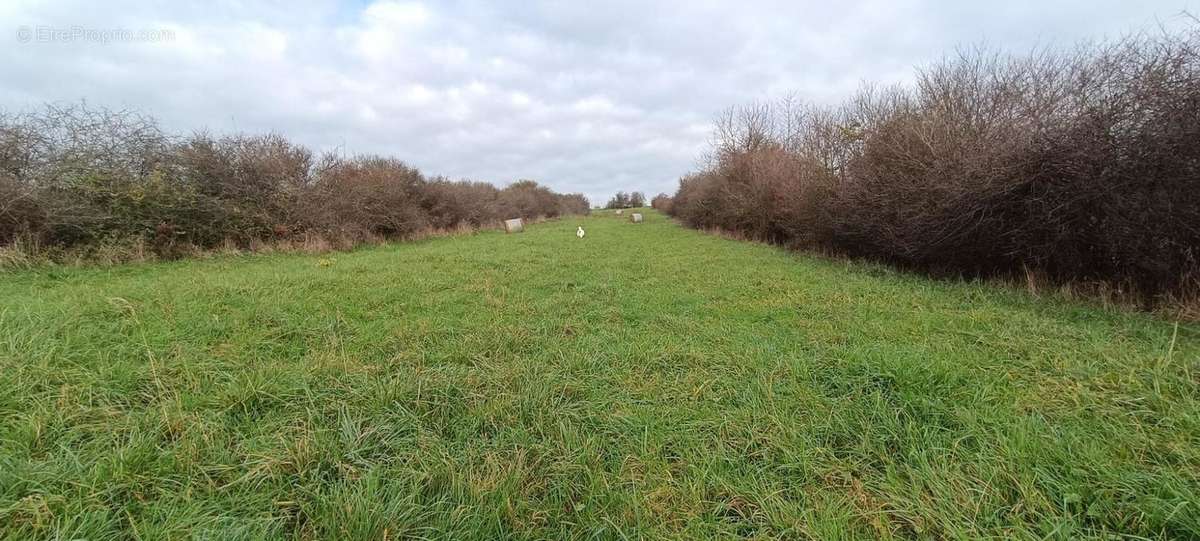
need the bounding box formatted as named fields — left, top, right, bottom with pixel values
left=605, top=190, right=645, bottom=209
left=605, top=191, right=629, bottom=209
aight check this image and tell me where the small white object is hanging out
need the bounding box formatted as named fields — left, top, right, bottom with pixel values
left=615, top=209, right=623, bottom=215
left=577, top=226, right=585, bottom=238
left=504, top=218, right=524, bottom=233
left=630, top=213, right=643, bottom=223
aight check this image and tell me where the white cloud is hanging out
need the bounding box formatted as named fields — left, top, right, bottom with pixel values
left=1, top=0, right=1196, bottom=204
left=571, top=96, right=618, bottom=115
left=509, top=91, right=533, bottom=108
left=364, top=1, right=431, bottom=28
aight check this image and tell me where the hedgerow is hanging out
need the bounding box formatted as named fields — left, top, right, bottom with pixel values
left=0, top=104, right=588, bottom=262
left=667, top=26, right=1200, bottom=302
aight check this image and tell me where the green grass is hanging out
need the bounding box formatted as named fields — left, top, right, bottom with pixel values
left=1, top=209, right=1197, bottom=540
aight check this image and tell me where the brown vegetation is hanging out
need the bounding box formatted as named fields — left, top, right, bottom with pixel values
left=650, top=193, right=673, bottom=213
left=666, top=26, right=1200, bottom=304
left=0, top=104, right=588, bottom=264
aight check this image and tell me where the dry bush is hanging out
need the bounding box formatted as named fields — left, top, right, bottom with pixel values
left=176, top=132, right=313, bottom=241
left=497, top=179, right=568, bottom=219
left=421, top=178, right=502, bottom=228
left=670, top=25, right=1200, bottom=303
left=557, top=193, right=591, bottom=216
left=650, top=193, right=672, bottom=213
left=0, top=104, right=587, bottom=264
left=0, top=173, right=41, bottom=244
left=302, top=156, right=429, bottom=240
left=0, top=116, right=42, bottom=244
left=0, top=104, right=176, bottom=248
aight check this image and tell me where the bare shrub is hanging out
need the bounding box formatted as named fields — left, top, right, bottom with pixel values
left=421, top=178, right=502, bottom=228
left=556, top=193, right=591, bottom=216
left=302, top=156, right=429, bottom=239
left=176, top=132, right=313, bottom=241
left=0, top=104, right=588, bottom=264
left=670, top=25, right=1200, bottom=303
left=0, top=173, right=40, bottom=244
left=498, top=179, right=566, bottom=219
left=651, top=193, right=673, bottom=213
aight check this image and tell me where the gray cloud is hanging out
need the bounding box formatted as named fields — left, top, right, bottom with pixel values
left=2, top=0, right=1195, bottom=204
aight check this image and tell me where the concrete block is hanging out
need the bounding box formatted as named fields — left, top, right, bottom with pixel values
left=504, top=218, right=524, bottom=233
left=615, top=209, right=623, bottom=215
left=630, top=213, right=644, bottom=223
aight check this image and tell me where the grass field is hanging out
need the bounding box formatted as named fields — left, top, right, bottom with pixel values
left=1, top=209, right=1198, bottom=540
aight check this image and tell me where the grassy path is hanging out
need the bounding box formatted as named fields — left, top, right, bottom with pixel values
left=1, top=210, right=1198, bottom=539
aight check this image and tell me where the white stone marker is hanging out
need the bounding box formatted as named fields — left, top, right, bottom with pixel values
left=615, top=209, right=623, bottom=215
left=504, top=218, right=524, bottom=233
left=630, top=213, right=644, bottom=223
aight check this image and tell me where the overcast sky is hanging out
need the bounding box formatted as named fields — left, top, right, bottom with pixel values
left=2, top=1, right=1196, bottom=204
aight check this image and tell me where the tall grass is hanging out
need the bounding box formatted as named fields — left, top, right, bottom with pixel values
left=1, top=211, right=1196, bottom=539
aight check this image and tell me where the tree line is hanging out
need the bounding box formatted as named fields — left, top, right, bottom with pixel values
left=604, top=191, right=645, bottom=209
